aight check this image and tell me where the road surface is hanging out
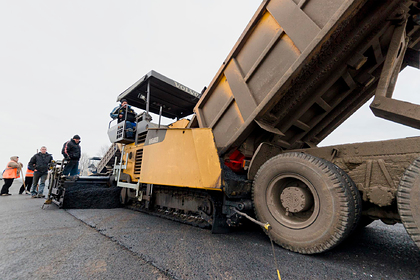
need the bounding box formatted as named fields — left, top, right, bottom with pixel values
left=0, top=181, right=419, bottom=279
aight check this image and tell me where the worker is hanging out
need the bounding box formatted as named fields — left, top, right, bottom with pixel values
left=62, top=135, right=81, bottom=176
left=29, top=146, right=53, bottom=198
left=19, top=165, right=34, bottom=195
left=110, top=99, right=137, bottom=138
left=1, top=156, right=23, bottom=196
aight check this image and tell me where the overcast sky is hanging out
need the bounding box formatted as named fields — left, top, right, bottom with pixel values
left=1, top=0, right=420, bottom=173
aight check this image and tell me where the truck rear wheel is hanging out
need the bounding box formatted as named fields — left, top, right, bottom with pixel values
left=253, top=152, right=355, bottom=254
left=327, top=161, right=362, bottom=236
left=397, top=157, right=420, bottom=250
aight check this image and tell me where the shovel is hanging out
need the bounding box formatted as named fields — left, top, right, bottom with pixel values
left=43, top=171, right=53, bottom=205
left=20, top=169, right=28, bottom=194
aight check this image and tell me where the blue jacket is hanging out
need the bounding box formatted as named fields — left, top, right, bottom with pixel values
left=110, top=105, right=121, bottom=119
left=110, top=105, right=136, bottom=122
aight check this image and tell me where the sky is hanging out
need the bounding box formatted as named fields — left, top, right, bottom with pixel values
left=1, top=0, right=420, bottom=172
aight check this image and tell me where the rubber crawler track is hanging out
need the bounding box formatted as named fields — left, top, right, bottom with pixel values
left=126, top=186, right=213, bottom=229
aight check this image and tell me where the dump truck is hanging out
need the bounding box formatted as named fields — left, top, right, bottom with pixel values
left=49, top=0, right=420, bottom=254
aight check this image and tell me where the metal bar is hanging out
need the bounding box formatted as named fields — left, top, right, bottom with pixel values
left=224, top=58, right=258, bottom=120
left=116, top=145, right=125, bottom=184
left=146, top=81, right=150, bottom=116
left=158, top=106, right=162, bottom=128
left=378, top=159, right=396, bottom=189
left=297, top=0, right=308, bottom=8
left=374, top=21, right=408, bottom=98
left=233, top=209, right=271, bottom=230
left=370, top=96, right=420, bottom=129
left=267, top=0, right=320, bottom=52
left=365, top=160, right=372, bottom=190
left=117, top=181, right=139, bottom=190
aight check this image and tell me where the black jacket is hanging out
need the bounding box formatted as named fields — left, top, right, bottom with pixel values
left=29, top=152, right=53, bottom=174
left=62, top=139, right=81, bottom=160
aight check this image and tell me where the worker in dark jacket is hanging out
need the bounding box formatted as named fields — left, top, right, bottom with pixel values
left=29, top=146, right=53, bottom=198
left=110, top=99, right=136, bottom=122
left=62, top=135, right=81, bottom=176
left=110, top=99, right=137, bottom=138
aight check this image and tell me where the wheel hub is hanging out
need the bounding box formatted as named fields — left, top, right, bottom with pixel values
left=266, top=175, right=319, bottom=229
left=280, top=186, right=312, bottom=213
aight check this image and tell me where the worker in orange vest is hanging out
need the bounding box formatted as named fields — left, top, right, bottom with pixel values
left=19, top=166, right=34, bottom=195
left=1, top=156, right=23, bottom=196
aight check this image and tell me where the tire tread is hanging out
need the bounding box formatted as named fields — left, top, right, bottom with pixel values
left=397, top=158, right=420, bottom=247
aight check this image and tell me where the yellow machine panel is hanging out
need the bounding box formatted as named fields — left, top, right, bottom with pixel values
left=121, top=142, right=144, bottom=182
left=140, top=128, right=222, bottom=190
left=168, top=119, right=190, bottom=128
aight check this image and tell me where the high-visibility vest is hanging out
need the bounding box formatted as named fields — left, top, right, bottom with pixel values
left=25, top=169, right=34, bottom=177
left=3, top=161, right=20, bottom=179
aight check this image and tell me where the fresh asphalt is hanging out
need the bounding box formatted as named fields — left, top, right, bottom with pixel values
left=1, top=180, right=419, bottom=280
left=0, top=181, right=167, bottom=280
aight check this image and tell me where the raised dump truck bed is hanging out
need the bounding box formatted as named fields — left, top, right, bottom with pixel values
left=194, top=0, right=420, bottom=154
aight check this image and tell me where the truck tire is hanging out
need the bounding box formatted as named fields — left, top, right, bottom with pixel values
left=397, top=157, right=420, bottom=250
left=253, top=152, right=355, bottom=254
left=326, top=161, right=362, bottom=236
